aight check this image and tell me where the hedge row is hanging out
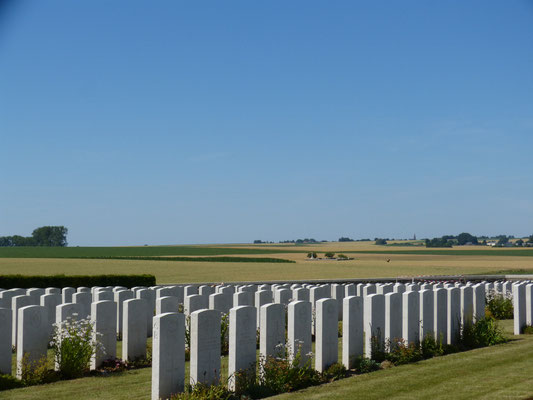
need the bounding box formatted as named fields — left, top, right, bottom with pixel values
left=0, top=274, right=156, bottom=289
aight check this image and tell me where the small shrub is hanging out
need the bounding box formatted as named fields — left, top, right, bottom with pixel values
left=96, top=358, right=128, bottom=373
left=384, top=338, right=423, bottom=365
left=257, top=344, right=322, bottom=396
left=485, top=292, right=513, bottom=319
left=420, top=333, right=445, bottom=359
left=51, top=316, right=100, bottom=379
left=460, top=317, right=507, bottom=348
left=522, top=325, right=533, bottom=334
left=324, top=252, right=335, bottom=258
left=19, top=354, right=58, bottom=386
left=351, top=356, right=381, bottom=374
left=337, top=254, right=348, bottom=260
left=0, top=374, right=24, bottom=391
left=322, top=363, right=347, bottom=381
left=172, top=381, right=234, bottom=400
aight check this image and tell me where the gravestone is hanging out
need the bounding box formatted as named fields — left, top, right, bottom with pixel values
left=255, top=290, right=272, bottom=328
left=363, top=294, right=385, bottom=358
left=190, top=309, right=221, bottom=385
left=91, top=300, right=117, bottom=369
left=122, top=299, right=148, bottom=361
left=94, top=290, right=114, bottom=302
left=274, top=288, right=292, bottom=306
left=315, top=298, right=338, bottom=372
left=184, top=294, right=208, bottom=316
left=446, top=287, right=460, bottom=344
left=16, top=305, right=48, bottom=379
left=433, top=288, right=447, bottom=343
left=419, top=289, right=434, bottom=341
left=293, top=288, right=310, bottom=302
left=460, top=286, right=474, bottom=328
left=209, top=293, right=232, bottom=315
left=384, top=292, right=402, bottom=343
left=40, top=293, right=61, bottom=337
left=345, top=284, right=356, bottom=297
left=472, top=284, right=486, bottom=322
left=402, top=291, right=420, bottom=344
left=199, top=285, right=215, bottom=297
left=12, top=295, right=38, bottom=346
left=287, top=301, right=312, bottom=366
left=45, top=287, right=60, bottom=295
left=156, top=296, right=180, bottom=315
left=73, top=292, right=92, bottom=319
left=228, top=306, right=257, bottom=391
left=62, top=287, right=75, bottom=304
left=259, top=303, right=285, bottom=359
left=0, top=308, right=12, bottom=374
left=526, top=283, right=533, bottom=326
left=152, top=312, right=185, bottom=400
left=233, top=291, right=254, bottom=307
left=363, top=284, right=376, bottom=297
left=331, top=284, right=344, bottom=320
left=137, top=289, right=156, bottom=336
left=342, top=296, right=363, bottom=369
left=513, top=283, right=526, bottom=335
left=184, top=285, right=198, bottom=298
left=115, top=290, right=134, bottom=335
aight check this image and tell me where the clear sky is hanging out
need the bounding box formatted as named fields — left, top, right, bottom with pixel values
left=1, top=1, right=532, bottom=246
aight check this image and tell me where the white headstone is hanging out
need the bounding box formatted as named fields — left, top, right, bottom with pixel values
left=209, top=293, right=232, bottom=315
left=384, top=292, right=402, bottom=343
left=460, top=286, right=474, bottom=328
left=16, top=305, right=48, bottom=379
left=233, top=291, right=254, bottom=307
left=190, top=309, right=221, bottom=385
left=342, top=296, right=363, bottom=369
left=287, top=301, right=312, bottom=366
left=259, top=303, right=285, bottom=359
left=156, top=296, right=180, bottom=315
left=0, top=307, right=12, bottom=374
left=513, top=283, right=526, bottom=335
left=419, top=289, right=434, bottom=341
left=91, top=300, right=117, bottom=369
left=40, top=293, right=61, bottom=337
left=62, top=287, right=75, bottom=304
left=228, top=306, right=257, bottom=391
left=402, top=291, right=420, bottom=344
left=115, top=290, right=134, bottom=335
left=315, top=298, right=338, bottom=372
left=73, top=292, right=92, bottom=319
left=255, top=290, right=273, bottom=328
left=433, top=288, right=447, bottom=343
left=446, top=287, right=460, bottom=344
left=137, top=289, right=155, bottom=336
left=363, top=294, right=385, bottom=358
left=184, top=294, right=208, bottom=316
left=122, top=298, right=148, bottom=361
left=12, top=295, right=38, bottom=346
left=152, top=312, right=185, bottom=400
left=472, top=284, right=486, bottom=322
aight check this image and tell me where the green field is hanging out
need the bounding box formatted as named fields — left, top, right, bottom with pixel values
left=0, top=246, right=299, bottom=258
left=1, top=321, right=531, bottom=399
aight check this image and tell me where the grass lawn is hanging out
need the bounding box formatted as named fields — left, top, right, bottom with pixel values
left=1, top=321, right=532, bottom=399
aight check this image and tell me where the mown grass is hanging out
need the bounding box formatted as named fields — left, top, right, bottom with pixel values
left=2, top=321, right=530, bottom=399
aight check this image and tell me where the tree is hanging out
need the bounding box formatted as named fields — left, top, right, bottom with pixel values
left=32, top=226, right=68, bottom=247
left=375, top=238, right=387, bottom=245
left=515, top=239, right=524, bottom=247
left=527, top=235, right=533, bottom=244
left=456, top=232, right=478, bottom=245
left=338, top=237, right=354, bottom=242
left=307, top=252, right=317, bottom=259
left=324, top=252, right=335, bottom=258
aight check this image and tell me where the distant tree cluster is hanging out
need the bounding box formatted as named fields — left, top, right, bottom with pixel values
left=338, top=237, right=354, bottom=242
left=279, top=238, right=320, bottom=244
left=0, top=226, right=68, bottom=247
left=425, top=237, right=453, bottom=248
left=375, top=238, right=388, bottom=245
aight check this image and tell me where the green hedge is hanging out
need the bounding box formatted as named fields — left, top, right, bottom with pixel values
left=0, top=274, right=156, bottom=289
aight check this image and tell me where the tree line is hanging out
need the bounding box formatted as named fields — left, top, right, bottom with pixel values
left=0, top=226, right=68, bottom=247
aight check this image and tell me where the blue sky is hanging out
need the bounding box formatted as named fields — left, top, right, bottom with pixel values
left=1, top=1, right=532, bottom=246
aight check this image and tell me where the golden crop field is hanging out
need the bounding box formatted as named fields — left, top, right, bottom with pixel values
left=1, top=241, right=532, bottom=284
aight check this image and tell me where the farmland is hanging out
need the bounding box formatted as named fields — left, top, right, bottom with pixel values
left=0, top=242, right=532, bottom=284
